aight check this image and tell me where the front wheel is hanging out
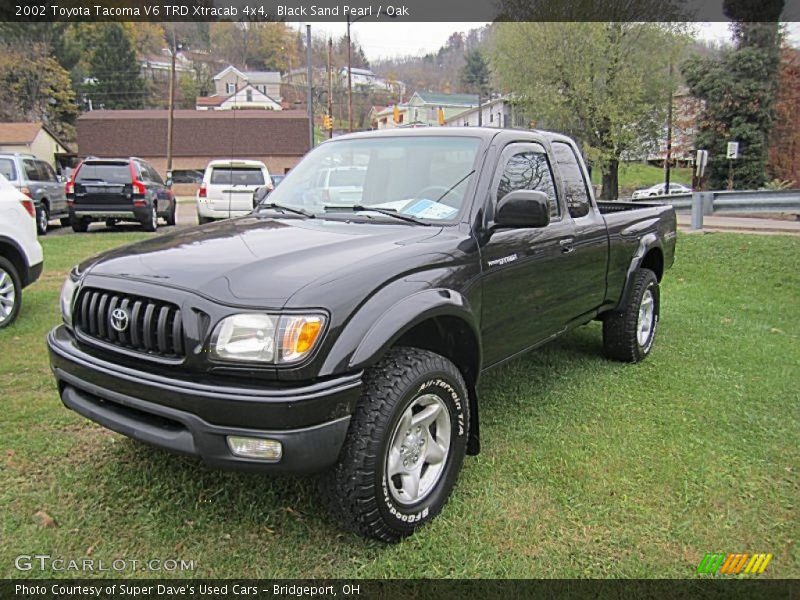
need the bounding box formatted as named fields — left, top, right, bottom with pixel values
left=321, top=347, right=469, bottom=542
left=165, top=202, right=176, bottom=226
left=603, top=268, right=660, bottom=363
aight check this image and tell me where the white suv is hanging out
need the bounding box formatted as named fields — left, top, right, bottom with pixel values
left=196, top=159, right=272, bottom=224
left=0, top=173, right=44, bottom=328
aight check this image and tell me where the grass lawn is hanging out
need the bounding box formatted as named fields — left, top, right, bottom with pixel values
left=1, top=232, right=798, bottom=579
left=592, top=163, right=693, bottom=196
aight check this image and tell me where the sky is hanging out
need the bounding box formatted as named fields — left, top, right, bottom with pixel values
left=306, top=21, right=800, bottom=62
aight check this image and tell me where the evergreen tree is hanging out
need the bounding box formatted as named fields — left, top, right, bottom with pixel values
left=461, top=48, right=489, bottom=96
left=85, top=23, right=145, bottom=110
left=682, top=0, right=783, bottom=189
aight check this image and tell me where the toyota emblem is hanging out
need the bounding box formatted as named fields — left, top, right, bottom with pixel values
left=110, top=308, right=130, bottom=333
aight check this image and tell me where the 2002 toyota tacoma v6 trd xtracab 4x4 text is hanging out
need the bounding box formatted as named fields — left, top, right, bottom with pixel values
left=48, top=128, right=676, bottom=542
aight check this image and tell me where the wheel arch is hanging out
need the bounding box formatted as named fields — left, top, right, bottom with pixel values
left=0, top=236, right=29, bottom=285
left=325, top=289, right=483, bottom=455
left=613, top=233, right=664, bottom=312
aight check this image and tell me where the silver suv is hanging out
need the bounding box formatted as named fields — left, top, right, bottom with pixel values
left=0, top=153, right=68, bottom=235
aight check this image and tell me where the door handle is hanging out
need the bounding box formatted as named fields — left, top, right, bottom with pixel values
left=560, top=238, right=575, bottom=253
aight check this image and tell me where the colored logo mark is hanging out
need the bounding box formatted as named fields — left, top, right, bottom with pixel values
left=697, top=553, right=773, bottom=575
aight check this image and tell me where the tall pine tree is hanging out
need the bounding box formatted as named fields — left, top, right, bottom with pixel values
left=683, top=0, right=783, bottom=189
left=86, top=23, right=144, bottom=110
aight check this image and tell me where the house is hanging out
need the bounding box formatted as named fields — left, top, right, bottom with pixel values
left=140, top=48, right=194, bottom=82
left=195, top=66, right=283, bottom=110
left=647, top=89, right=702, bottom=167
left=372, top=92, right=480, bottom=130
left=77, top=110, right=309, bottom=192
left=443, top=97, right=513, bottom=129
left=339, top=67, right=406, bottom=95
left=0, top=122, right=74, bottom=173
left=196, top=84, right=282, bottom=111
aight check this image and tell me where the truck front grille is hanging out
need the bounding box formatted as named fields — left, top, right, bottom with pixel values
left=75, top=288, right=185, bottom=358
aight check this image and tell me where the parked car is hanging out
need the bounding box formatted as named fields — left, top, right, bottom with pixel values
left=305, top=166, right=367, bottom=206
left=632, top=182, right=692, bottom=200
left=65, top=157, right=176, bottom=233
left=0, top=152, right=68, bottom=235
left=197, top=160, right=272, bottom=224
left=0, top=173, right=43, bottom=328
left=49, top=128, right=676, bottom=542
left=252, top=174, right=287, bottom=207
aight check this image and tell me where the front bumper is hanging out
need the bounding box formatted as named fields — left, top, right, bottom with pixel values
left=47, top=326, right=361, bottom=473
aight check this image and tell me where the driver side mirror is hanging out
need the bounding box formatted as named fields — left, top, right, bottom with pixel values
left=252, top=185, right=272, bottom=206
left=494, top=190, right=551, bottom=229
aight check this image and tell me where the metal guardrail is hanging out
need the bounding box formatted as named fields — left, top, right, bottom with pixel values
left=626, top=189, right=800, bottom=230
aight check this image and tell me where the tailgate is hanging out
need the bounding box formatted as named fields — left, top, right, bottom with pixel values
left=73, top=182, right=131, bottom=206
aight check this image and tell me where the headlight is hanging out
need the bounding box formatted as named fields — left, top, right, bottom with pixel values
left=210, top=313, right=325, bottom=364
left=60, top=275, right=77, bottom=328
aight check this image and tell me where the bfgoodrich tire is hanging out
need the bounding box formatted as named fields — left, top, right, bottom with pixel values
left=603, top=268, right=660, bottom=363
left=321, top=347, right=469, bottom=542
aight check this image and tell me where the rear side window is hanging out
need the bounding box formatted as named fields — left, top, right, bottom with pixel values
left=210, top=168, right=265, bottom=186
left=76, top=163, right=132, bottom=184
left=551, top=142, right=592, bottom=219
left=23, top=159, right=41, bottom=181
left=0, top=158, right=16, bottom=181
left=36, top=161, right=58, bottom=182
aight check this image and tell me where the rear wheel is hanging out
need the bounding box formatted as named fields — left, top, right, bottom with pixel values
left=70, top=217, right=90, bottom=233
left=142, top=203, right=158, bottom=232
left=105, top=218, right=117, bottom=228
left=603, top=268, right=660, bottom=363
left=36, top=203, right=49, bottom=235
left=165, top=201, right=177, bottom=226
left=59, top=217, right=70, bottom=227
left=321, top=347, right=469, bottom=542
left=0, top=257, right=22, bottom=328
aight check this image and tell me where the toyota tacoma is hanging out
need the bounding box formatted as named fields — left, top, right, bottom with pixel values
left=48, top=128, right=676, bottom=542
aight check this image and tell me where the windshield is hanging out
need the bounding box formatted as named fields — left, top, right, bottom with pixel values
left=265, top=136, right=482, bottom=221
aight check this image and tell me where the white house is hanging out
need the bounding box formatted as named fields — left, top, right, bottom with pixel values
left=443, top=97, right=513, bottom=129
left=196, top=66, right=283, bottom=110
left=196, top=84, right=282, bottom=111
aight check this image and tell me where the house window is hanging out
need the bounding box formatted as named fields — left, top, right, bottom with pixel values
left=226, top=83, right=235, bottom=94
left=246, top=89, right=253, bottom=102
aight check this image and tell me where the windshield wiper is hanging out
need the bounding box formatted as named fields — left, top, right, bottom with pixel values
left=433, top=169, right=476, bottom=203
left=324, top=205, right=431, bottom=226
left=257, top=202, right=315, bottom=218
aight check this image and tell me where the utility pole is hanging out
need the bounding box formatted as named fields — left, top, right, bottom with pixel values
left=306, top=24, right=314, bottom=149
left=166, top=26, right=177, bottom=180
left=328, top=38, right=333, bottom=139
left=347, top=15, right=353, bottom=132
left=664, top=60, right=674, bottom=194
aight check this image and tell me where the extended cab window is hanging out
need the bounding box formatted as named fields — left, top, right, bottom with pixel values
left=551, top=141, right=592, bottom=219
left=495, top=144, right=560, bottom=219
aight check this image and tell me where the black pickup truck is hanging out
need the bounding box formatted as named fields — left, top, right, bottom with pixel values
left=48, top=128, right=676, bottom=542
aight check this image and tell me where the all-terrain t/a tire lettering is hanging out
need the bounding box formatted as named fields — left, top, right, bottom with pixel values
left=321, top=347, right=469, bottom=542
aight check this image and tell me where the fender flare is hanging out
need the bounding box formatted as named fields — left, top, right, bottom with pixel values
left=320, top=288, right=483, bottom=455
left=614, top=232, right=662, bottom=312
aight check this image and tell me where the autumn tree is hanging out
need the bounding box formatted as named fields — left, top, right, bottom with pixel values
left=0, top=44, right=78, bottom=141
left=491, top=22, right=687, bottom=199
left=768, top=46, right=800, bottom=185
